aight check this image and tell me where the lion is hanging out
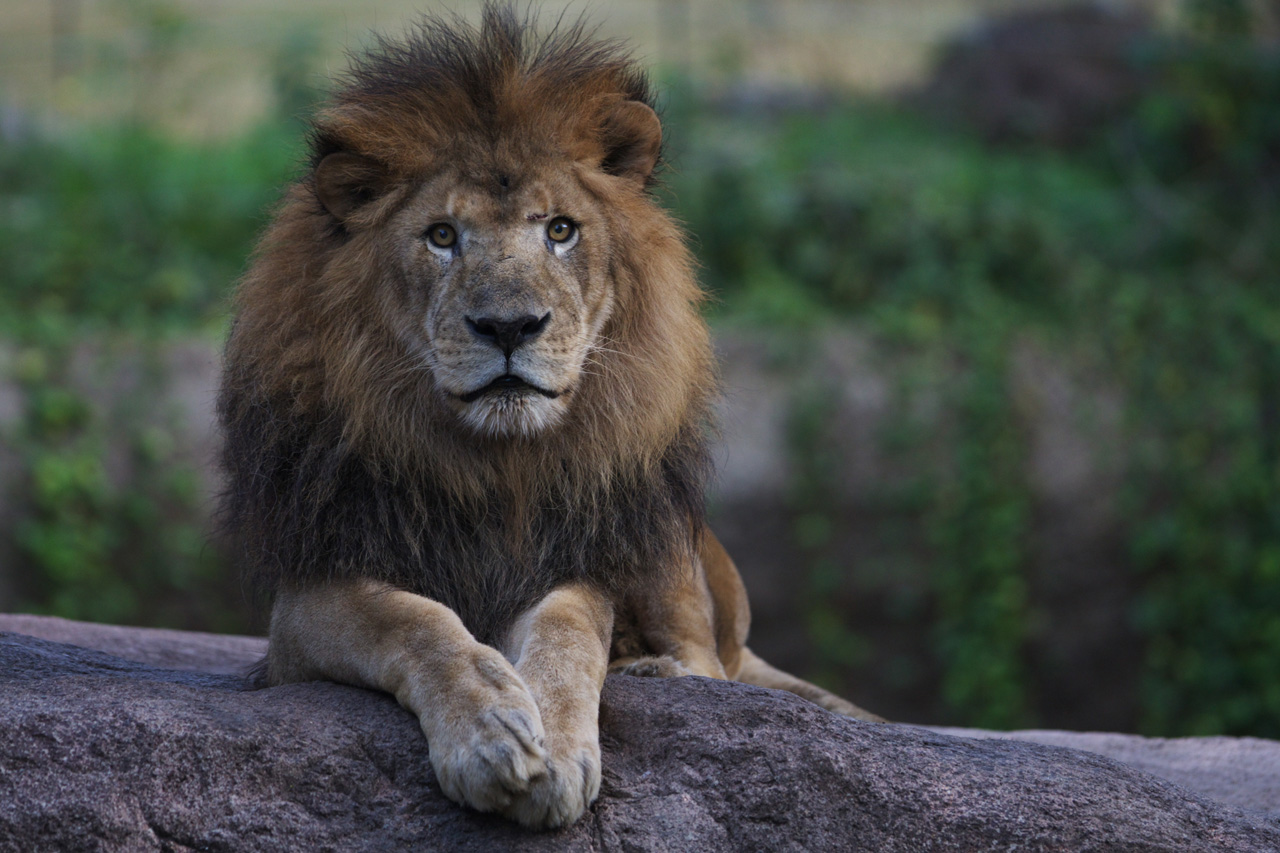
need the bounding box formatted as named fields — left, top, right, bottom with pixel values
left=217, top=4, right=880, bottom=830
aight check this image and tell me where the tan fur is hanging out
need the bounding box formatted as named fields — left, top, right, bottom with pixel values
left=221, top=6, right=878, bottom=831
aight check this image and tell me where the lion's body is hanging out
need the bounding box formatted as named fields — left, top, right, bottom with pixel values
left=218, top=5, right=877, bottom=830
left=219, top=349, right=710, bottom=643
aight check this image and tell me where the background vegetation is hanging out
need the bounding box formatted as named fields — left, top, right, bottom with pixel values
left=1, top=0, right=1277, bottom=737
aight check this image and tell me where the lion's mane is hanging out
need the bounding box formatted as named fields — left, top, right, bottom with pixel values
left=217, top=6, right=716, bottom=641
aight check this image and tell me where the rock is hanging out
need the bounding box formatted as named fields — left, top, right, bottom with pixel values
left=2, top=616, right=1279, bottom=851
left=0, top=613, right=262, bottom=676
left=935, top=727, right=1280, bottom=819
left=906, top=4, right=1155, bottom=147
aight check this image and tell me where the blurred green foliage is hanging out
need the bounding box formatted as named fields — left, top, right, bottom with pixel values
left=2, top=0, right=1277, bottom=733
left=785, top=381, right=874, bottom=695
left=1125, top=3, right=1280, bottom=193
left=674, top=105, right=1116, bottom=728
left=1, top=124, right=302, bottom=632
left=0, top=124, right=301, bottom=333
left=8, top=336, right=246, bottom=630
left=668, top=0, right=1279, bottom=736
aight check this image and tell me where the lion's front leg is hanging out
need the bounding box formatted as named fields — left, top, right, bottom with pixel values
left=267, top=580, right=549, bottom=819
left=501, top=584, right=614, bottom=829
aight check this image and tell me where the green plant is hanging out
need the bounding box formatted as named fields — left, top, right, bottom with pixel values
left=0, top=122, right=301, bottom=334
left=0, top=120, right=298, bottom=631
left=667, top=30, right=1278, bottom=732
left=7, top=331, right=248, bottom=631
left=925, top=307, right=1031, bottom=729
left=784, top=373, right=871, bottom=689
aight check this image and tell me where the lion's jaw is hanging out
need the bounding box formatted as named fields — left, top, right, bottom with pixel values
left=387, top=172, right=615, bottom=440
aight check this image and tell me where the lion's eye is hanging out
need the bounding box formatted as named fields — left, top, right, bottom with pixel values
left=547, top=217, right=576, bottom=244
left=426, top=223, right=457, bottom=249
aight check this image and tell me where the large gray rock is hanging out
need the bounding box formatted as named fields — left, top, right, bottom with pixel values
left=2, top=615, right=1278, bottom=851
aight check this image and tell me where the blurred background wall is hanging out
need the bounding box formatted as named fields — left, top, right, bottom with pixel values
left=1, top=0, right=1278, bottom=737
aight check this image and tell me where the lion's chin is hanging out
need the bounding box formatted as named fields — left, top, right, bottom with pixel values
left=457, top=391, right=567, bottom=439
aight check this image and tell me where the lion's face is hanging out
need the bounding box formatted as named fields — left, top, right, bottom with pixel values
left=367, top=161, right=616, bottom=438
left=300, top=75, right=671, bottom=448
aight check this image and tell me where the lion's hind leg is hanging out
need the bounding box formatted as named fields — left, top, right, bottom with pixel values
left=735, top=646, right=885, bottom=722
left=608, top=654, right=691, bottom=678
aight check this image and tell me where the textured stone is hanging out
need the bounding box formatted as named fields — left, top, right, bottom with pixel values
left=2, top=615, right=1278, bottom=851
left=935, top=727, right=1280, bottom=820
left=907, top=4, right=1155, bottom=147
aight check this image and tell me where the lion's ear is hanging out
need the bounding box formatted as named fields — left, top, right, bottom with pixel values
left=313, top=152, right=390, bottom=222
left=600, top=100, right=662, bottom=184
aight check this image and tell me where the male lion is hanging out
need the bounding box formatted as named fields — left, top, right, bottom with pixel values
left=218, top=4, right=879, bottom=830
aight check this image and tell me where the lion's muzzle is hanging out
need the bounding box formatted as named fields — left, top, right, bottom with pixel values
left=465, top=311, right=551, bottom=357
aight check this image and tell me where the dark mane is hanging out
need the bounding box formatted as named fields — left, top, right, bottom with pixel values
left=310, top=4, right=660, bottom=182
left=220, top=395, right=709, bottom=643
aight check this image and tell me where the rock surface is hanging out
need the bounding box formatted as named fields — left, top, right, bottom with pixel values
left=907, top=4, right=1155, bottom=147
left=2, top=615, right=1278, bottom=852
left=934, top=727, right=1280, bottom=820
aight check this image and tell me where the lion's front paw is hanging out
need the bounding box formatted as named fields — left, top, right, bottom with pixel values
left=608, top=654, right=691, bottom=678
left=502, top=739, right=602, bottom=829
left=425, top=650, right=549, bottom=814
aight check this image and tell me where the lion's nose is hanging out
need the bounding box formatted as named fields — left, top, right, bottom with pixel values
left=466, top=312, right=551, bottom=357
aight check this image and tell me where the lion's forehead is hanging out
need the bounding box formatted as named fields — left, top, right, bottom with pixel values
left=418, top=161, right=588, bottom=225
left=443, top=186, right=555, bottom=225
